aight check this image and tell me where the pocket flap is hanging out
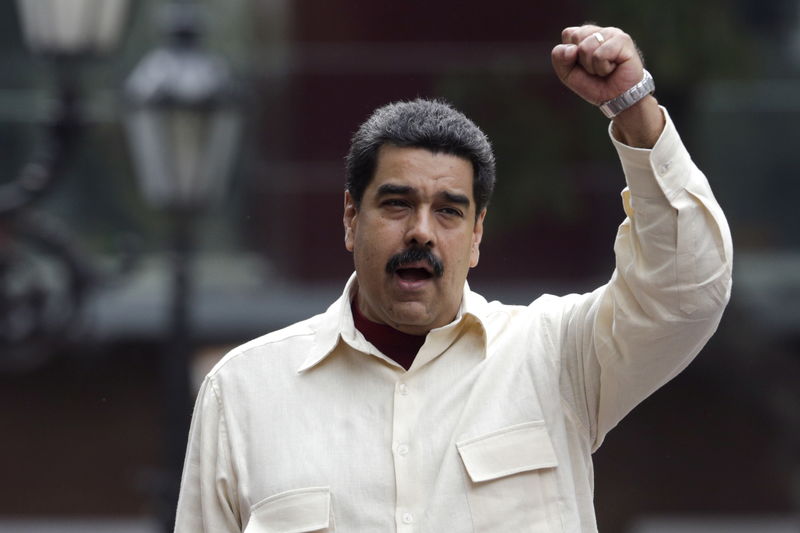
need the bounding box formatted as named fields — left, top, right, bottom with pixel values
left=247, top=487, right=331, bottom=533
left=456, top=420, right=558, bottom=483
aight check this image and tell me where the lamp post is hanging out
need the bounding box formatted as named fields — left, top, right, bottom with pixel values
left=124, top=3, right=241, bottom=529
left=1, top=0, right=130, bottom=370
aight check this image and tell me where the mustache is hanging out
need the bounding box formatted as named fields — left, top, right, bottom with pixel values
left=385, top=246, right=444, bottom=278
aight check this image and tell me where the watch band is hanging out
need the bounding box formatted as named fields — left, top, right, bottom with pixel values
left=598, top=69, right=655, bottom=118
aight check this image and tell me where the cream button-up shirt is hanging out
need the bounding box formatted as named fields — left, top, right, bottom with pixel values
left=175, top=109, right=732, bottom=533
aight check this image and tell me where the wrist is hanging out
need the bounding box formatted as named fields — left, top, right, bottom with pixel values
left=610, top=95, right=665, bottom=148
left=599, top=69, right=655, bottom=118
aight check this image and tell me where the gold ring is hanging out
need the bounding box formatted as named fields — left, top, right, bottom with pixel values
left=593, top=32, right=605, bottom=44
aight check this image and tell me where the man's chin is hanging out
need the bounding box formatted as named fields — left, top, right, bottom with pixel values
left=386, top=302, right=435, bottom=334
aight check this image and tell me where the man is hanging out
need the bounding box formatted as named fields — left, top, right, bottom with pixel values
left=175, top=24, right=732, bottom=532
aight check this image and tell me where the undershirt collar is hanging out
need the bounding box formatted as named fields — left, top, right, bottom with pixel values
left=351, top=300, right=426, bottom=371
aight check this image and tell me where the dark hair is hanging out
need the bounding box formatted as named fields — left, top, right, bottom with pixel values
left=345, top=98, right=496, bottom=216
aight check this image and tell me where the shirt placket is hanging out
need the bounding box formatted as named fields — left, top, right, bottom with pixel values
left=392, top=372, right=421, bottom=532
left=390, top=324, right=463, bottom=532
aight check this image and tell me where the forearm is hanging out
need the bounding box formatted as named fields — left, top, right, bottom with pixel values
left=612, top=107, right=732, bottom=316
left=610, top=94, right=665, bottom=149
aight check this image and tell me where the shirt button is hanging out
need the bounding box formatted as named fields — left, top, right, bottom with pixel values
left=658, top=161, right=671, bottom=175
left=398, top=383, right=408, bottom=395
left=397, top=443, right=409, bottom=456
left=402, top=512, right=414, bottom=524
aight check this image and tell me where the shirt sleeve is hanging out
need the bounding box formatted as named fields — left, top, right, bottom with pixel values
left=559, top=107, right=733, bottom=451
left=174, top=376, right=241, bottom=532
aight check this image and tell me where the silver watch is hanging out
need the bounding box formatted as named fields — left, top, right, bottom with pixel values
left=598, top=69, right=655, bottom=119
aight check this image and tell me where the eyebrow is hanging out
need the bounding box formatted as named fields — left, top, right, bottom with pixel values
left=375, top=183, right=472, bottom=207
left=376, top=183, right=412, bottom=197
left=440, top=191, right=470, bottom=207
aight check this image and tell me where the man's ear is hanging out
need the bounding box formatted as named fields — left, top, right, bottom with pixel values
left=470, top=208, right=486, bottom=268
left=343, top=191, right=358, bottom=252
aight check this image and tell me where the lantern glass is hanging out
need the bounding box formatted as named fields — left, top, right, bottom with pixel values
left=15, top=0, right=129, bottom=55
left=126, top=105, right=240, bottom=210
left=169, top=109, right=208, bottom=204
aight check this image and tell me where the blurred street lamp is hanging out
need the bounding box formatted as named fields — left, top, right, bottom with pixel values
left=124, top=3, right=241, bottom=529
left=16, top=0, right=130, bottom=57
left=1, top=1, right=131, bottom=370
left=125, top=4, right=241, bottom=212
left=3, top=0, right=131, bottom=214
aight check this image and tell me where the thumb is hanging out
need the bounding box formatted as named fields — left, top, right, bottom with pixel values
left=551, top=43, right=578, bottom=83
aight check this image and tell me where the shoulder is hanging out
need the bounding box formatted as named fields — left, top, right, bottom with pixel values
left=471, top=288, right=603, bottom=349
left=207, top=312, right=327, bottom=379
left=476, top=290, right=593, bottom=323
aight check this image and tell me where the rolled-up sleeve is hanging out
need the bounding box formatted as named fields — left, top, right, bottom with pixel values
left=561, top=107, right=733, bottom=450
left=174, top=376, right=241, bottom=532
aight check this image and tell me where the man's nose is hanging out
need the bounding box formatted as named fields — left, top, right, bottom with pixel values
left=405, top=209, right=435, bottom=248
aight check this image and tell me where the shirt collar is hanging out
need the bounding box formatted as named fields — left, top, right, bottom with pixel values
left=297, top=273, right=489, bottom=373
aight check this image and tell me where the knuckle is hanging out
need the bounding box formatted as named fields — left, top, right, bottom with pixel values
left=562, top=26, right=579, bottom=41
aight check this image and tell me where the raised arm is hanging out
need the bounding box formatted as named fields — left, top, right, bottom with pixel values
left=550, top=24, right=733, bottom=449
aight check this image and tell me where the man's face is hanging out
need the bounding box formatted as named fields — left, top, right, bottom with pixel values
left=344, top=145, right=485, bottom=336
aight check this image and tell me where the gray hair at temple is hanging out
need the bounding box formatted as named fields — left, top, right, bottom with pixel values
left=345, top=98, right=496, bottom=218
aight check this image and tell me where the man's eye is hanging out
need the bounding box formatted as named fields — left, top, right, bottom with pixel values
left=439, top=207, right=463, bottom=217
left=382, top=199, right=408, bottom=208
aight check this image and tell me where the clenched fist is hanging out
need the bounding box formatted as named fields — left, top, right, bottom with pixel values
left=552, top=24, right=664, bottom=148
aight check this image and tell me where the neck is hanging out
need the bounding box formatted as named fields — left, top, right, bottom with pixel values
left=351, top=300, right=426, bottom=371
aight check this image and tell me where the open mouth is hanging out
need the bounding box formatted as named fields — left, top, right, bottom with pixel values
left=386, top=247, right=444, bottom=280
left=395, top=267, right=433, bottom=282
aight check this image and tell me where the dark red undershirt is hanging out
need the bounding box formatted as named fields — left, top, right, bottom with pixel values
left=351, top=300, right=426, bottom=371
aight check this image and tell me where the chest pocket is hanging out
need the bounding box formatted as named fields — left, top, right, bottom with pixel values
left=244, top=487, right=334, bottom=533
left=457, top=420, right=564, bottom=533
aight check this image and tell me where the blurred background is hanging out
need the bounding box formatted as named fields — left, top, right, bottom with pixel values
left=1, top=0, right=799, bottom=532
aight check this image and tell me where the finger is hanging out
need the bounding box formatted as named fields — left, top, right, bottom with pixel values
left=591, top=38, right=625, bottom=77
left=551, top=43, right=578, bottom=82
left=565, top=26, right=599, bottom=45
left=575, top=32, right=604, bottom=75
left=569, top=25, right=623, bottom=46
left=560, top=26, right=582, bottom=44
left=597, top=33, right=642, bottom=78
left=578, top=29, right=637, bottom=76
left=591, top=55, right=616, bottom=77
